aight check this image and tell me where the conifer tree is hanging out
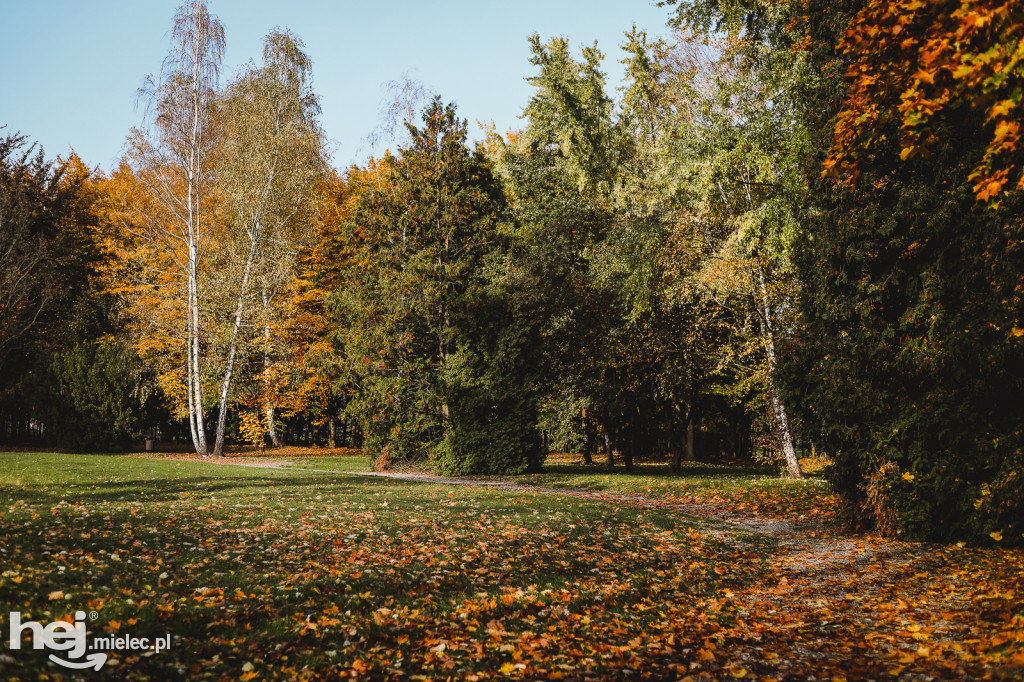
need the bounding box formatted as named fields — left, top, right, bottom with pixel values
left=340, top=99, right=542, bottom=473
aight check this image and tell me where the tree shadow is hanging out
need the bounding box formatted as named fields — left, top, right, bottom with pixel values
left=0, top=473, right=360, bottom=507
left=536, top=462, right=780, bottom=479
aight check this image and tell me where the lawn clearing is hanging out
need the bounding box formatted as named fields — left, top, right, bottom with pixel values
left=475, top=456, right=843, bottom=523
left=1, top=452, right=1021, bottom=680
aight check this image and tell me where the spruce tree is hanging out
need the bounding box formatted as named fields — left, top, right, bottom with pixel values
left=340, top=99, right=542, bottom=474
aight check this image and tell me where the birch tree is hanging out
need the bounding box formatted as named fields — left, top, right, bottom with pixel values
left=651, top=30, right=810, bottom=478
left=211, top=29, right=325, bottom=456
left=127, top=0, right=224, bottom=456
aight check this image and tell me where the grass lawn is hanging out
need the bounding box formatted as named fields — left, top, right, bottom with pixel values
left=481, top=453, right=842, bottom=523
left=1, top=451, right=1021, bottom=680
left=0, top=452, right=767, bottom=680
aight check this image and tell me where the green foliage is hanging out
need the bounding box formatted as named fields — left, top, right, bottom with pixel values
left=0, top=133, right=98, bottom=388
left=24, top=338, right=164, bottom=451
left=788, top=150, right=1024, bottom=544
left=776, top=0, right=1024, bottom=544
left=340, top=99, right=541, bottom=474
left=523, top=34, right=626, bottom=196
left=433, top=311, right=544, bottom=476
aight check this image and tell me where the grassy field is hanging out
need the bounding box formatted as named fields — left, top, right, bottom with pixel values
left=481, top=453, right=841, bottom=523
left=1, top=451, right=1021, bottom=680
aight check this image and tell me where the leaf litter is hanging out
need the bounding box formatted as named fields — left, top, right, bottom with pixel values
left=0, top=452, right=1019, bottom=680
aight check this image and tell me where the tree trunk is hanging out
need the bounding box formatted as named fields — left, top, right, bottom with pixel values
left=623, top=411, right=637, bottom=473
left=754, top=262, right=803, bottom=480
left=327, top=414, right=336, bottom=449
left=265, top=403, right=282, bottom=447
left=685, top=411, right=696, bottom=463
left=187, top=252, right=208, bottom=456
left=211, top=242, right=256, bottom=458
left=602, top=425, right=615, bottom=468
left=262, top=294, right=283, bottom=448
left=666, top=403, right=682, bottom=474
left=186, top=59, right=209, bottom=458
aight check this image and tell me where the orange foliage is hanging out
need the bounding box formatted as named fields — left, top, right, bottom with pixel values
left=824, top=0, right=1024, bottom=202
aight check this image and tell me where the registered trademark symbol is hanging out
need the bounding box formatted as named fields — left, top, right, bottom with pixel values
left=89, top=611, right=99, bottom=621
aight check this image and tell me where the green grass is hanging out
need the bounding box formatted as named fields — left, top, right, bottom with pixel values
left=255, top=454, right=373, bottom=473
left=0, top=452, right=775, bottom=680
left=486, top=459, right=841, bottom=522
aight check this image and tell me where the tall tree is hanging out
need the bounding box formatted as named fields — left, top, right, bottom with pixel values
left=512, top=31, right=768, bottom=471
left=210, top=28, right=325, bottom=456
left=0, top=134, right=105, bottom=440
left=340, top=99, right=541, bottom=474
left=523, top=34, right=626, bottom=196
left=647, top=29, right=812, bottom=477
left=0, top=134, right=81, bottom=376
left=785, top=0, right=1024, bottom=542
left=127, top=0, right=225, bottom=456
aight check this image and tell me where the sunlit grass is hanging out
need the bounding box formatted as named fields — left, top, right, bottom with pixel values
left=0, top=452, right=770, bottom=679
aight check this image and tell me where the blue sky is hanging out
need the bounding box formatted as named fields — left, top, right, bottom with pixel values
left=0, top=0, right=672, bottom=172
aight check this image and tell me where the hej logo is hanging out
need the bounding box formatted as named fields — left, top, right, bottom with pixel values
left=9, top=610, right=105, bottom=670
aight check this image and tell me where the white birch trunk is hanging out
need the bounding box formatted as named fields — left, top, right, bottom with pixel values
left=187, top=165, right=207, bottom=456
left=754, top=262, right=803, bottom=480
left=211, top=241, right=257, bottom=457
left=263, top=290, right=282, bottom=447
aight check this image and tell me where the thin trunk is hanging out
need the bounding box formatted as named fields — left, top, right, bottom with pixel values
left=188, top=247, right=208, bottom=456
left=211, top=241, right=256, bottom=458
left=327, top=414, right=336, bottom=449
left=685, top=413, right=695, bottom=463
left=622, top=409, right=639, bottom=473
left=754, top=262, right=803, bottom=479
left=185, top=321, right=200, bottom=450
left=187, top=57, right=208, bottom=458
left=603, top=425, right=615, bottom=468
left=262, top=294, right=282, bottom=447
left=265, top=402, right=282, bottom=447
left=669, top=403, right=683, bottom=475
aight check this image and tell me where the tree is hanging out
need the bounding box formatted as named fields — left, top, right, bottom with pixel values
left=823, top=0, right=1024, bottom=203
left=782, top=0, right=1024, bottom=543
left=340, top=99, right=542, bottom=474
left=0, top=134, right=62, bottom=377
left=24, top=338, right=164, bottom=451
left=127, top=0, right=225, bottom=456
left=284, top=168, right=370, bottom=449
left=646, top=29, right=813, bottom=478
left=510, top=29, right=786, bottom=472
left=523, top=34, right=628, bottom=197
left=0, top=134, right=111, bottom=443
left=209, top=28, right=326, bottom=456
left=361, top=74, right=439, bottom=158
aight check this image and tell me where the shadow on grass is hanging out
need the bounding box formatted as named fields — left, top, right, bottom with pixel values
left=0, top=473, right=362, bottom=507
left=536, top=462, right=781, bottom=478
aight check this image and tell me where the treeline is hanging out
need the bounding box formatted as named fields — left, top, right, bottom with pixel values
left=1, top=0, right=1020, bottom=544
